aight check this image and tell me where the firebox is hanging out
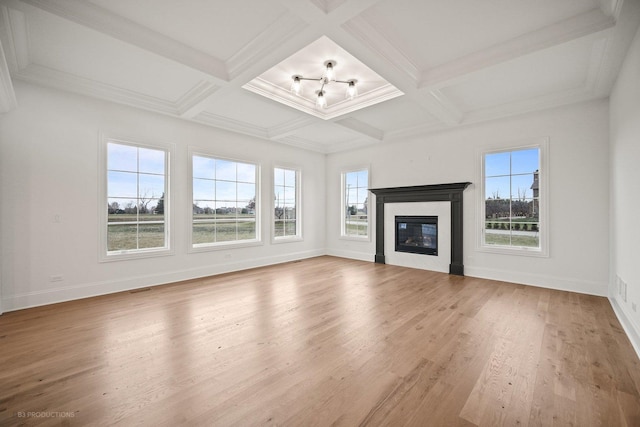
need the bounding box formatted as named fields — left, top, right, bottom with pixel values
left=395, top=216, right=438, bottom=256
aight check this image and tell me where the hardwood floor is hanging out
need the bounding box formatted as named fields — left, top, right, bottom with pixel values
left=1, top=256, right=639, bottom=426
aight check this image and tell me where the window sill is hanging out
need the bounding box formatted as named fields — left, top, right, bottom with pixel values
left=477, top=244, right=548, bottom=258
left=339, top=235, right=371, bottom=242
left=100, top=247, right=174, bottom=262
left=189, top=239, right=263, bottom=253
left=272, top=236, right=303, bottom=244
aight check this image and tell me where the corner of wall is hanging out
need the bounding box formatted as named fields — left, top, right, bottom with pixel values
left=609, top=294, right=640, bottom=359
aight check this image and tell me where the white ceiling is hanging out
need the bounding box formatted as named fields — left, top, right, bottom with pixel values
left=0, top=0, right=638, bottom=153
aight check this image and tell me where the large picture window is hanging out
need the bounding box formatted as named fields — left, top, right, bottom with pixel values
left=192, top=154, right=259, bottom=248
left=341, top=168, right=369, bottom=238
left=274, top=167, right=300, bottom=241
left=481, top=142, right=547, bottom=255
left=102, top=138, right=170, bottom=260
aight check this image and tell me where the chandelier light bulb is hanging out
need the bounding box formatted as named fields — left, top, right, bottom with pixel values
left=316, top=90, right=327, bottom=108
left=290, top=76, right=302, bottom=95
left=325, top=61, right=336, bottom=82
left=346, top=80, right=357, bottom=100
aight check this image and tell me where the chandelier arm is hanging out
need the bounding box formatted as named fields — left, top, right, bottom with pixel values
left=296, top=77, right=324, bottom=82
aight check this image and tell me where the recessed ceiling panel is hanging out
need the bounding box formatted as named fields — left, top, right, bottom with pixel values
left=359, top=0, right=600, bottom=69
left=439, top=37, right=597, bottom=113
left=348, top=97, right=439, bottom=132
left=290, top=121, right=358, bottom=145
left=26, top=7, right=208, bottom=102
left=89, top=0, right=287, bottom=61
left=243, top=36, right=403, bottom=120
left=199, top=90, right=303, bottom=129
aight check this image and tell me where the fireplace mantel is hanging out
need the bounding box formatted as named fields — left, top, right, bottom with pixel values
left=369, top=182, right=471, bottom=275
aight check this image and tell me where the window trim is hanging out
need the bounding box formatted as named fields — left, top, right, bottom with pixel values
left=188, top=148, right=262, bottom=253
left=98, top=133, right=175, bottom=262
left=272, top=165, right=303, bottom=244
left=340, top=166, right=371, bottom=241
left=477, top=138, right=549, bottom=257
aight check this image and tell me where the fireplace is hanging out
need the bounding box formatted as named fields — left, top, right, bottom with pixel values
left=369, top=182, right=471, bottom=275
left=395, top=216, right=438, bottom=256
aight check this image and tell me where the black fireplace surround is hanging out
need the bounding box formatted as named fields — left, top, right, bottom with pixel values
left=369, top=182, right=471, bottom=276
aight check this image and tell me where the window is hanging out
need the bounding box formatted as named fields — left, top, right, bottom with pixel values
left=191, top=154, right=259, bottom=249
left=274, top=167, right=301, bottom=241
left=481, top=141, right=547, bottom=255
left=341, top=168, right=369, bottom=238
left=101, top=138, right=171, bottom=260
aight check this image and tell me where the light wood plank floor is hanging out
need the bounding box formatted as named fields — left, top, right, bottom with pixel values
left=1, top=256, right=639, bottom=426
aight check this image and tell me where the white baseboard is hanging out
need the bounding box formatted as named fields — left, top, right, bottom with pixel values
left=2, top=249, right=325, bottom=312
left=325, top=248, right=373, bottom=262
left=609, top=295, right=640, bottom=360
left=465, top=265, right=607, bottom=296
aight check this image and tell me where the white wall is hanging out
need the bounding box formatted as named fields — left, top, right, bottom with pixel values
left=0, top=82, right=326, bottom=311
left=327, top=99, right=610, bottom=296
left=609, top=26, right=640, bottom=354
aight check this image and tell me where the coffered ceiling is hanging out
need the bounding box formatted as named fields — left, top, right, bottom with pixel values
left=0, top=0, right=638, bottom=153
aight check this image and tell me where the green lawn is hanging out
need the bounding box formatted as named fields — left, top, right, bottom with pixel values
left=484, top=233, right=539, bottom=247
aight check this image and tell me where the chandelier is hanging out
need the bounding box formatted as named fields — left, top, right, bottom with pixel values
left=290, top=60, right=358, bottom=108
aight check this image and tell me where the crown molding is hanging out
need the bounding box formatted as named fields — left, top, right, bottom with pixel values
left=448, top=30, right=613, bottom=126
left=176, top=81, right=220, bottom=118
left=244, top=77, right=403, bottom=121
left=0, top=5, right=29, bottom=72
left=192, top=111, right=269, bottom=140
left=599, top=0, right=623, bottom=18
left=14, top=63, right=179, bottom=115
left=419, top=8, right=615, bottom=90
left=463, top=86, right=605, bottom=127
left=384, top=120, right=448, bottom=142
left=273, top=135, right=328, bottom=153
left=267, top=116, right=317, bottom=139
left=12, top=0, right=229, bottom=81
left=0, top=38, right=17, bottom=112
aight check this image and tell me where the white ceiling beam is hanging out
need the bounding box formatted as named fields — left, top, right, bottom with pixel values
left=341, top=16, right=421, bottom=85
left=11, top=0, right=229, bottom=81
left=591, top=0, right=640, bottom=96
left=226, top=12, right=308, bottom=81
left=277, top=0, right=382, bottom=24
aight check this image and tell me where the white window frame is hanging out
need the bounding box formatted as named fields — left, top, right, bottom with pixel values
left=340, top=166, right=371, bottom=241
left=98, top=134, right=174, bottom=262
left=477, top=138, right=549, bottom=257
left=188, top=148, right=262, bottom=253
left=272, top=165, right=302, bottom=243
